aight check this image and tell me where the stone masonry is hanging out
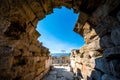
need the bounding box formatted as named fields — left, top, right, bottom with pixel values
left=0, top=0, right=120, bottom=80
left=70, top=0, right=120, bottom=79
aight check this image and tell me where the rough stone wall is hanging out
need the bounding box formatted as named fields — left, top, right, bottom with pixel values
left=0, top=0, right=55, bottom=79
left=0, top=0, right=120, bottom=80
left=0, top=0, right=72, bottom=79
left=71, top=0, right=120, bottom=80
left=0, top=18, right=52, bottom=80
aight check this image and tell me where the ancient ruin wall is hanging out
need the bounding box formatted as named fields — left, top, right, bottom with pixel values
left=71, top=0, right=120, bottom=80
left=0, top=0, right=120, bottom=80
left=0, top=0, right=73, bottom=79
left=0, top=0, right=56, bottom=79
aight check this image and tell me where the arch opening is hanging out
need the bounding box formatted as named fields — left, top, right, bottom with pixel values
left=36, top=6, right=84, bottom=54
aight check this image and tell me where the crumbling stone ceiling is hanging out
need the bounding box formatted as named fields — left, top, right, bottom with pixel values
left=0, top=0, right=120, bottom=29
left=0, top=0, right=119, bottom=42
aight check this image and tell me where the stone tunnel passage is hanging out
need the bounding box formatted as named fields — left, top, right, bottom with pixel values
left=0, top=0, right=120, bottom=80
left=36, top=6, right=84, bottom=80
left=42, top=66, right=74, bottom=80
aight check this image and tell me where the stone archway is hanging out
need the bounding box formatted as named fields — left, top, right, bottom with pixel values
left=0, top=0, right=120, bottom=80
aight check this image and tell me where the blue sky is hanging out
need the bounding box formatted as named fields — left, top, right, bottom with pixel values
left=36, top=6, right=84, bottom=53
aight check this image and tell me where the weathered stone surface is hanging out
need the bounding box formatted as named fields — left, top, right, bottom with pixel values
left=29, top=1, right=45, bottom=20
left=87, top=51, right=101, bottom=58
left=89, top=5, right=110, bottom=25
left=21, top=72, right=35, bottom=80
left=0, top=19, right=11, bottom=35
left=86, top=39, right=101, bottom=50
left=101, top=74, right=120, bottom=80
left=90, top=70, right=102, bottom=80
left=29, top=44, right=41, bottom=53
left=89, top=0, right=120, bottom=26
left=109, top=60, right=120, bottom=78
left=111, top=24, right=120, bottom=46
left=0, top=57, right=13, bottom=69
left=117, top=11, right=120, bottom=22
left=0, top=0, right=120, bottom=80
left=22, top=4, right=36, bottom=22
left=103, top=46, right=120, bottom=58
left=100, top=35, right=114, bottom=48
left=34, top=73, right=44, bottom=80
left=95, top=57, right=111, bottom=74
left=0, top=46, right=13, bottom=57
left=74, top=12, right=88, bottom=36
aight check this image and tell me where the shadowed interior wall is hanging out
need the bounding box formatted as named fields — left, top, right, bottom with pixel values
left=0, top=0, right=120, bottom=80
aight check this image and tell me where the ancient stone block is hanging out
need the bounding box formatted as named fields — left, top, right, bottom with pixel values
left=81, top=65, right=94, bottom=79
left=94, top=16, right=114, bottom=37
left=0, top=40, right=18, bottom=48
left=36, top=67, right=44, bottom=76
left=82, top=52, right=91, bottom=59
left=0, top=57, right=13, bottom=69
left=32, top=30, right=41, bottom=40
left=89, top=6, right=108, bottom=25
left=74, top=12, right=88, bottom=36
left=22, top=50, right=32, bottom=57
left=29, top=44, right=41, bottom=53
left=103, top=46, right=120, bottom=59
left=0, top=19, right=10, bottom=35
left=111, top=24, right=120, bottom=46
left=12, top=66, right=24, bottom=78
left=101, top=74, right=120, bottom=80
left=0, top=46, right=13, bottom=57
left=34, top=73, right=44, bottom=80
left=45, top=58, right=52, bottom=69
left=4, top=22, right=26, bottom=39
left=90, top=70, right=102, bottom=80
left=34, top=57, right=41, bottom=63
left=26, top=23, right=35, bottom=35
left=72, top=0, right=82, bottom=13
left=82, top=22, right=93, bottom=36
left=117, top=11, right=120, bottom=22
left=84, top=26, right=97, bottom=43
left=29, top=1, right=46, bottom=19
left=21, top=72, right=35, bottom=80
left=24, top=57, right=36, bottom=72
left=0, top=0, right=10, bottom=16
left=95, top=57, right=111, bottom=74
left=79, top=46, right=86, bottom=54
left=13, top=49, right=22, bottom=56
left=79, top=58, right=95, bottom=69
left=42, top=0, right=53, bottom=14
left=22, top=4, right=36, bottom=22
left=0, top=69, right=15, bottom=79
left=86, top=39, right=101, bottom=50
left=109, top=60, right=120, bottom=78
left=100, top=35, right=114, bottom=48
left=87, top=51, right=102, bottom=58
left=14, top=41, right=28, bottom=52
left=32, top=18, right=39, bottom=27
left=13, top=57, right=27, bottom=67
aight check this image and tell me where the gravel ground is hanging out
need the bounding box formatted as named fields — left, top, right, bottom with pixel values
left=42, top=66, right=74, bottom=80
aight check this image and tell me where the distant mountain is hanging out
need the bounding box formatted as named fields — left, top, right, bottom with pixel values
left=50, top=53, right=70, bottom=57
